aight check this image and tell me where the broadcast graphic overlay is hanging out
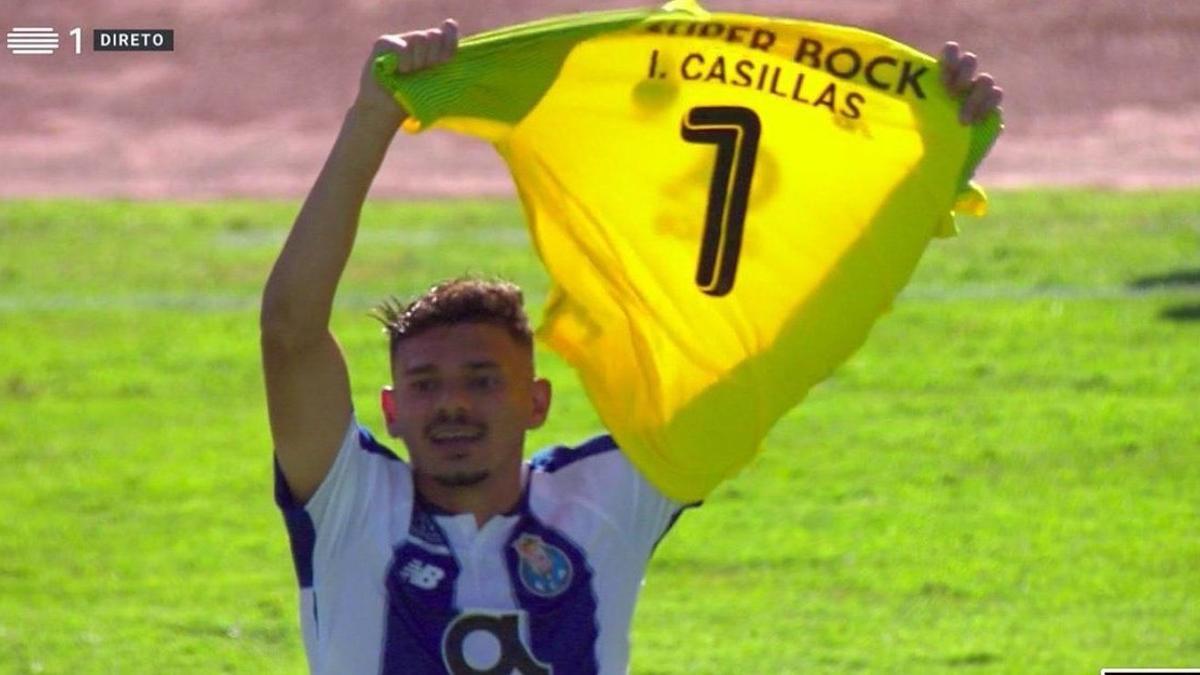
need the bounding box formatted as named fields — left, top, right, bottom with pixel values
left=5, top=25, right=172, bottom=55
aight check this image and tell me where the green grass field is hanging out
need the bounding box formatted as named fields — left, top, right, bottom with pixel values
left=1, top=192, right=1197, bottom=673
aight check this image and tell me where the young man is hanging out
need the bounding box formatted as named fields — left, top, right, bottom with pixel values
left=261, top=19, right=1002, bottom=674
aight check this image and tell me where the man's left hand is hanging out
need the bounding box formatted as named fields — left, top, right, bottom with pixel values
left=940, top=42, right=1004, bottom=125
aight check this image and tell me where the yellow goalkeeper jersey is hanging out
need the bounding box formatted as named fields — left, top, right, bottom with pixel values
left=376, top=0, right=1001, bottom=503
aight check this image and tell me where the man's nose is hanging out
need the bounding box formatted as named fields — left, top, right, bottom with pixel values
left=434, top=382, right=472, bottom=415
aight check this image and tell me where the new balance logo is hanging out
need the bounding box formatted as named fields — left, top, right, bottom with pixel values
left=399, top=560, right=445, bottom=590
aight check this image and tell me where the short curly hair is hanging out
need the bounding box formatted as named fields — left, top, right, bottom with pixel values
left=372, top=277, right=533, bottom=356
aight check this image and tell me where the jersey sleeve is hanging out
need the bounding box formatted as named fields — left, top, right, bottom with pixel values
left=529, top=435, right=696, bottom=559
left=376, top=3, right=1002, bottom=504
left=274, top=416, right=411, bottom=588
left=624, top=451, right=696, bottom=557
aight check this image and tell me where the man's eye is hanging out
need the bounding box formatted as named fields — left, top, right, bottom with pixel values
left=469, top=374, right=498, bottom=389
left=410, top=379, right=437, bottom=393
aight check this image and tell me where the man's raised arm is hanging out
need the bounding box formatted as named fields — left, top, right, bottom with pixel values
left=261, top=21, right=458, bottom=503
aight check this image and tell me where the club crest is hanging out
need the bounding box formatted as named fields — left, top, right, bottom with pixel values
left=512, top=533, right=572, bottom=598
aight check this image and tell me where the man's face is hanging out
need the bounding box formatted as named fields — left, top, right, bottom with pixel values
left=382, top=322, right=550, bottom=490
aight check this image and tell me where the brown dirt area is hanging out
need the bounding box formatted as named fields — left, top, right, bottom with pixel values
left=2, top=0, right=1198, bottom=199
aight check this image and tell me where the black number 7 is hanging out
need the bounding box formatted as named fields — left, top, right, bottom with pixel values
left=680, top=106, right=761, bottom=297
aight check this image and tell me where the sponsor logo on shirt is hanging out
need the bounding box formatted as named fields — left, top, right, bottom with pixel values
left=442, top=611, right=550, bottom=675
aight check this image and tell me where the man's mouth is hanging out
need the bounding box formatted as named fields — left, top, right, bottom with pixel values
left=426, top=423, right=487, bottom=446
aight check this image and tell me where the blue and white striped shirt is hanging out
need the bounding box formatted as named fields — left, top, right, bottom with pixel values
left=276, top=418, right=687, bottom=674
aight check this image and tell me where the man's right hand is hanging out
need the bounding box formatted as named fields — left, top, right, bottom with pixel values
left=353, top=19, right=460, bottom=127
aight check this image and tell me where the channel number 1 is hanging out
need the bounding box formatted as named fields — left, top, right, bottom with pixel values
left=680, top=105, right=761, bottom=297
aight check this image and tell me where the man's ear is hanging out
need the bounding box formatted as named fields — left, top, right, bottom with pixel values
left=528, top=377, right=552, bottom=430
left=380, top=385, right=401, bottom=437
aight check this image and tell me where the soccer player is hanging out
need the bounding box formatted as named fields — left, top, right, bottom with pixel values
left=261, top=18, right=1002, bottom=674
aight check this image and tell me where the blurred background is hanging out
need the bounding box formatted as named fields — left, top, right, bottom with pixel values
left=3, top=0, right=1199, bottom=199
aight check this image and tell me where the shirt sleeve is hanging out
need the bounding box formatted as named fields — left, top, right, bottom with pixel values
left=274, top=416, right=410, bottom=587
left=624, top=449, right=697, bottom=557
left=530, top=434, right=697, bottom=560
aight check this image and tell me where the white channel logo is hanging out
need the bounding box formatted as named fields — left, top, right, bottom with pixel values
left=7, top=27, right=59, bottom=55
